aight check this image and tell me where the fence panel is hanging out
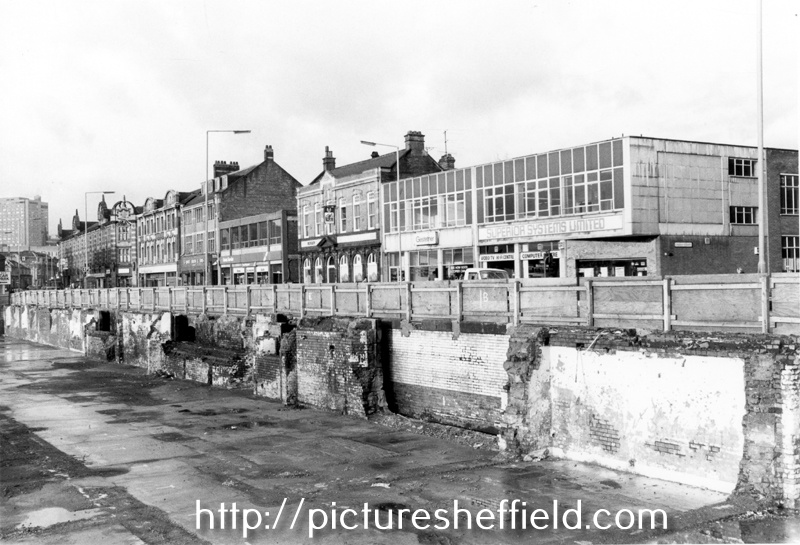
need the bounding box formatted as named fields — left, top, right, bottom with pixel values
left=670, top=274, right=763, bottom=332
left=771, top=274, right=800, bottom=334
left=461, top=282, right=510, bottom=322
left=518, top=278, right=584, bottom=324
left=207, top=288, right=225, bottom=313
left=250, top=286, right=275, bottom=311
left=304, top=286, right=331, bottom=314
left=408, top=282, right=454, bottom=320
left=227, top=287, right=249, bottom=313
left=276, top=285, right=301, bottom=314
left=334, top=285, right=367, bottom=316
left=370, top=284, right=405, bottom=317
left=591, top=278, right=665, bottom=330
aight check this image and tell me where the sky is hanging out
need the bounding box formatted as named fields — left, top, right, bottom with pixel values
left=0, top=0, right=797, bottom=236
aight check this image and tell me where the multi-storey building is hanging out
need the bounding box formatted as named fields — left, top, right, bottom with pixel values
left=137, top=190, right=196, bottom=287
left=57, top=196, right=138, bottom=287
left=297, top=131, right=450, bottom=283
left=381, top=136, right=798, bottom=280
left=0, top=196, right=49, bottom=250
left=179, top=160, right=239, bottom=285
left=215, top=146, right=303, bottom=285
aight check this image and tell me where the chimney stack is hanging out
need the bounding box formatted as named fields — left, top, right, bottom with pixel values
left=323, top=146, right=336, bottom=171
left=438, top=153, right=456, bottom=171
left=371, top=151, right=380, bottom=159
left=213, top=160, right=240, bottom=178
left=264, top=145, right=274, bottom=162
left=404, top=130, right=425, bottom=153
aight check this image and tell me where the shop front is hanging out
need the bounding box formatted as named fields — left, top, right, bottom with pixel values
left=180, top=255, right=208, bottom=285
left=300, top=233, right=381, bottom=284
left=219, top=249, right=286, bottom=285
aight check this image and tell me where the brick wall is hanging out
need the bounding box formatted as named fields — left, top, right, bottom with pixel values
left=295, top=317, right=384, bottom=416
left=219, top=161, right=301, bottom=222
left=386, top=324, right=509, bottom=432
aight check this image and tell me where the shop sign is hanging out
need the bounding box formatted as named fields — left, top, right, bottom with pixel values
left=0, top=271, right=10, bottom=285
left=323, top=205, right=335, bottom=224
left=118, top=267, right=130, bottom=274
left=221, top=256, right=235, bottom=264
left=233, top=267, right=245, bottom=274
left=520, top=250, right=562, bottom=260
left=255, top=265, right=270, bottom=272
left=415, top=232, right=438, bottom=246
left=301, top=238, right=323, bottom=248
left=478, top=214, right=624, bottom=241
left=674, top=242, right=693, bottom=248
left=338, top=232, right=377, bottom=244
left=479, top=253, right=514, bottom=262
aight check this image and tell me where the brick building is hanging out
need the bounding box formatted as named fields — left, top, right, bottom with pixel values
left=57, top=197, right=138, bottom=288
left=137, top=190, right=196, bottom=287
left=381, top=136, right=798, bottom=279
left=215, top=146, right=303, bottom=285
left=297, top=131, right=450, bottom=283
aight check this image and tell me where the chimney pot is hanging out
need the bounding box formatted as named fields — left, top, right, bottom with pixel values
left=371, top=151, right=379, bottom=159
left=323, top=146, right=336, bottom=171
left=438, top=153, right=456, bottom=171
left=264, top=145, right=274, bottom=161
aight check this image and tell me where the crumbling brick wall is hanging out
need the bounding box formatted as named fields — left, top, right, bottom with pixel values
left=295, top=317, right=385, bottom=417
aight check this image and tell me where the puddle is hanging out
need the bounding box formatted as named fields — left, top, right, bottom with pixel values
left=15, top=507, right=104, bottom=529
left=212, top=420, right=275, bottom=430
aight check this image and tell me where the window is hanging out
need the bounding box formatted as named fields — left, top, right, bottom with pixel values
left=353, top=254, right=363, bottom=282
left=184, top=235, right=193, bottom=255
left=327, top=255, right=337, bottom=283
left=207, top=232, right=215, bottom=253
left=207, top=203, right=215, bottom=220
left=195, top=233, right=204, bottom=254
left=314, top=204, right=322, bottom=236
left=303, top=258, right=312, bottom=284
left=339, top=255, right=349, bottom=282
left=339, top=198, right=347, bottom=232
left=782, top=236, right=799, bottom=272
left=183, top=211, right=192, bottom=226
left=231, top=226, right=241, bottom=249
left=367, top=192, right=377, bottom=230
left=303, top=205, right=310, bottom=237
left=257, top=221, right=268, bottom=246
left=352, top=195, right=362, bottom=231
left=730, top=206, right=757, bottom=225
left=314, top=257, right=323, bottom=284
left=325, top=201, right=335, bottom=235
left=220, top=228, right=230, bottom=250
left=780, top=174, right=798, bottom=215
left=729, top=157, right=756, bottom=177
left=248, top=223, right=258, bottom=247
left=269, top=219, right=281, bottom=246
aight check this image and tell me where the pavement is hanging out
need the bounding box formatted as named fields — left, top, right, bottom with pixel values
left=0, top=335, right=798, bottom=544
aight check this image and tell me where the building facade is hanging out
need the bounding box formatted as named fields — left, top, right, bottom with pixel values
left=215, top=146, right=302, bottom=285
left=0, top=196, right=49, bottom=250
left=136, top=190, right=195, bottom=287
left=381, top=136, right=798, bottom=280
left=297, top=131, right=450, bottom=283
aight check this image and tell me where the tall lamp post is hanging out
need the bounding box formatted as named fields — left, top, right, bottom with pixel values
left=84, top=191, right=115, bottom=288
left=361, top=140, right=402, bottom=281
left=206, top=129, right=251, bottom=285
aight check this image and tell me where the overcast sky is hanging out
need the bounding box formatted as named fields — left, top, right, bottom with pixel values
left=0, top=0, right=796, bottom=235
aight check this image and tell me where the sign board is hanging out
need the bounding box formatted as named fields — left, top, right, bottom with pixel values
left=0, top=271, right=10, bottom=285
left=415, top=232, right=438, bottom=246
left=520, top=250, right=562, bottom=260
left=323, top=205, right=335, bottom=224
left=674, top=242, right=693, bottom=248
left=479, top=253, right=514, bottom=262
left=478, top=214, right=624, bottom=242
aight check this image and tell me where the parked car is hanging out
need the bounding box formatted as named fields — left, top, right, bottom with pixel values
left=462, top=268, right=510, bottom=280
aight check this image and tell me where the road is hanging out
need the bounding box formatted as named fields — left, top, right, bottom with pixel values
left=0, top=335, right=795, bottom=544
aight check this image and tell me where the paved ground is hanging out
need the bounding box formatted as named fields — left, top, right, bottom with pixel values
left=0, top=336, right=797, bottom=544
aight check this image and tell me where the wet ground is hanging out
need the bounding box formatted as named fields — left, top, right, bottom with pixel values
left=0, top=336, right=797, bottom=544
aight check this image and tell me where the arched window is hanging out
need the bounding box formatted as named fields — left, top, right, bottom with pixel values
left=326, top=256, right=337, bottom=283
left=314, top=257, right=323, bottom=284
left=339, top=254, right=350, bottom=283
left=353, top=254, right=363, bottom=282
left=367, top=253, right=378, bottom=282
left=303, top=258, right=312, bottom=284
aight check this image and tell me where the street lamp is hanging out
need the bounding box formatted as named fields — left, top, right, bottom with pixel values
left=84, top=191, right=115, bottom=288
left=205, top=130, right=251, bottom=285
left=361, top=140, right=402, bottom=281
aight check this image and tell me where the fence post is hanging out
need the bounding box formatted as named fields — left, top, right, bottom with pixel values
left=761, top=274, right=770, bottom=334
left=300, top=284, right=306, bottom=317
left=662, top=277, right=672, bottom=332
left=586, top=279, right=594, bottom=327
left=330, top=285, right=335, bottom=316
left=223, top=286, right=228, bottom=315
left=456, top=281, right=463, bottom=322
left=168, top=287, right=173, bottom=313
left=272, top=284, right=278, bottom=314
left=405, top=282, right=413, bottom=322
left=512, top=280, right=520, bottom=326
left=202, top=287, right=207, bottom=314
left=151, top=288, right=156, bottom=312
left=246, top=285, right=251, bottom=315
left=365, top=284, right=371, bottom=318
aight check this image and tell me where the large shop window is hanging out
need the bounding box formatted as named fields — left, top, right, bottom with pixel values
left=443, top=247, right=475, bottom=280
left=409, top=250, right=439, bottom=281
left=353, top=254, right=363, bottom=282
left=339, top=255, right=350, bottom=282
left=576, top=259, right=647, bottom=278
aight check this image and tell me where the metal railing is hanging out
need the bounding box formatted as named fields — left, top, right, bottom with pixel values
left=10, top=273, right=800, bottom=333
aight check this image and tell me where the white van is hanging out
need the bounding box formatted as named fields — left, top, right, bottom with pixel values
left=462, top=268, right=510, bottom=280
